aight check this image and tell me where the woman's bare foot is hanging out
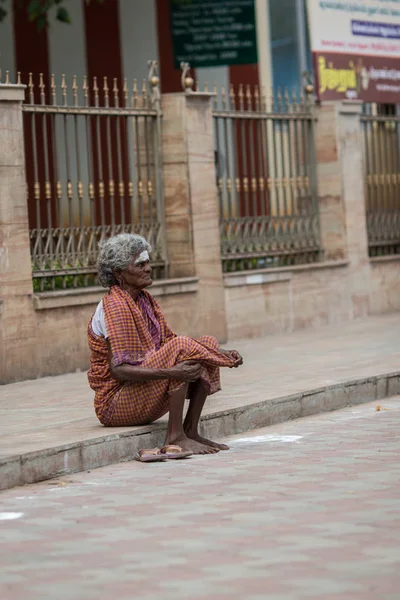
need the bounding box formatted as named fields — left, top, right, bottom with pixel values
left=185, top=431, right=230, bottom=451
left=164, top=435, right=219, bottom=455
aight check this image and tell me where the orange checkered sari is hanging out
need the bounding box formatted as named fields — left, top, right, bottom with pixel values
left=87, top=285, right=235, bottom=426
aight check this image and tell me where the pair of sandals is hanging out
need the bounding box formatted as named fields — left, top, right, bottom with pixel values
left=135, top=445, right=193, bottom=463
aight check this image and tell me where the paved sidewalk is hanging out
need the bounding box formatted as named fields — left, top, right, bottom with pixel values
left=1, top=313, right=400, bottom=488
left=0, top=397, right=399, bottom=600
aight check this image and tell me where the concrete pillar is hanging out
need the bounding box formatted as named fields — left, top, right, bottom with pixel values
left=0, top=85, right=37, bottom=383
left=338, top=100, right=371, bottom=318
left=315, top=102, right=347, bottom=261
left=255, top=0, right=273, bottom=93
left=255, top=0, right=277, bottom=216
left=162, top=92, right=228, bottom=342
left=316, top=100, right=370, bottom=318
left=161, top=93, right=195, bottom=279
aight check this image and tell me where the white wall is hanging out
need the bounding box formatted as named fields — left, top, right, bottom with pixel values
left=118, top=0, right=160, bottom=224
left=48, top=0, right=86, bottom=85
left=196, top=67, right=237, bottom=217
left=196, top=66, right=229, bottom=95
left=119, top=0, right=159, bottom=83
left=47, top=0, right=89, bottom=228
left=0, top=9, right=16, bottom=81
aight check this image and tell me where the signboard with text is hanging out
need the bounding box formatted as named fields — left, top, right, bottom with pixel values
left=307, top=0, right=400, bottom=102
left=170, top=0, right=258, bottom=69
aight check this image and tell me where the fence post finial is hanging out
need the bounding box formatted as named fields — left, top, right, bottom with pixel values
left=148, top=60, right=160, bottom=108
left=303, top=71, right=315, bottom=98
left=180, top=62, right=194, bottom=93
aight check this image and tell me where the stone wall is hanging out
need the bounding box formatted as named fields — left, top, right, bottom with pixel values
left=32, top=280, right=201, bottom=378
left=19, top=252, right=400, bottom=380
left=0, top=87, right=399, bottom=383
left=224, top=99, right=399, bottom=341
left=224, top=262, right=350, bottom=340
left=0, top=85, right=38, bottom=383
left=224, top=256, right=400, bottom=341
left=0, top=89, right=228, bottom=383
left=369, top=257, right=400, bottom=315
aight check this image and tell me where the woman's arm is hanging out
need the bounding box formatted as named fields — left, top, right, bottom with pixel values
left=106, top=341, right=168, bottom=382
left=107, top=341, right=202, bottom=382
left=111, top=363, right=172, bottom=382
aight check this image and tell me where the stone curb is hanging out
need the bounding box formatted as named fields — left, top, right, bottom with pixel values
left=1, top=371, right=399, bottom=491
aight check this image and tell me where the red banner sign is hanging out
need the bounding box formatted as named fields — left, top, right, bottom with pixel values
left=314, top=51, right=400, bottom=103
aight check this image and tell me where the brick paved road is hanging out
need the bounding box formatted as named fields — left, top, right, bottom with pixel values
left=1, top=398, right=399, bottom=600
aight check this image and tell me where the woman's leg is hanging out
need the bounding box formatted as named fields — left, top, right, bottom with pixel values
left=102, top=335, right=234, bottom=430
left=183, top=379, right=230, bottom=451
left=164, top=383, right=219, bottom=455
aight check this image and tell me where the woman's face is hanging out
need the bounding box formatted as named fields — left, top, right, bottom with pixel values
left=117, top=252, right=153, bottom=291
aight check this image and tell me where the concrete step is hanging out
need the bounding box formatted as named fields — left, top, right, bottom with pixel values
left=1, top=313, right=400, bottom=491
left=1, top=371, right=399, bottom=491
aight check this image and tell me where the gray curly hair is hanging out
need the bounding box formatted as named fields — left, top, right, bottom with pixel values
left=97, top=233, right=152, bottom=288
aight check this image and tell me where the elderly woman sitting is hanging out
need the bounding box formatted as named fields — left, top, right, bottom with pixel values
left=87, top=233, right=243, bottom=460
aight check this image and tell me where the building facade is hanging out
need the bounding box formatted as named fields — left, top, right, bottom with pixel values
left=0, top=0, right=311, bottom=100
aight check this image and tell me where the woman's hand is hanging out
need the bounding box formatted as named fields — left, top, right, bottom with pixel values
left=221, top=349, right=243, bottom=368
left=169, top=361, right=202, bottom=382
left=230, top=350, right=243, bottom=367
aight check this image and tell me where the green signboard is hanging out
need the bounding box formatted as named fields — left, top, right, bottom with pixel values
left=171, top=0, right=258, bottom=69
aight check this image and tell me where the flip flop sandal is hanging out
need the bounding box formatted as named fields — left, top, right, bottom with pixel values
left=135, top=448, right=167, bottom=463
left=160, top=445, right=193, bottom=460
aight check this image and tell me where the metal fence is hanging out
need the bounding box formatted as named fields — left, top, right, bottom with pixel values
left=211, top=84, right=320, bottom=272
left=361, top=103, right=400, bottom=257
left=18, top=61, right=166, bottom=291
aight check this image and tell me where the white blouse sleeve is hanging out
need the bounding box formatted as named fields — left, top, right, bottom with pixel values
left=91, top=300, right=108, bottom=338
